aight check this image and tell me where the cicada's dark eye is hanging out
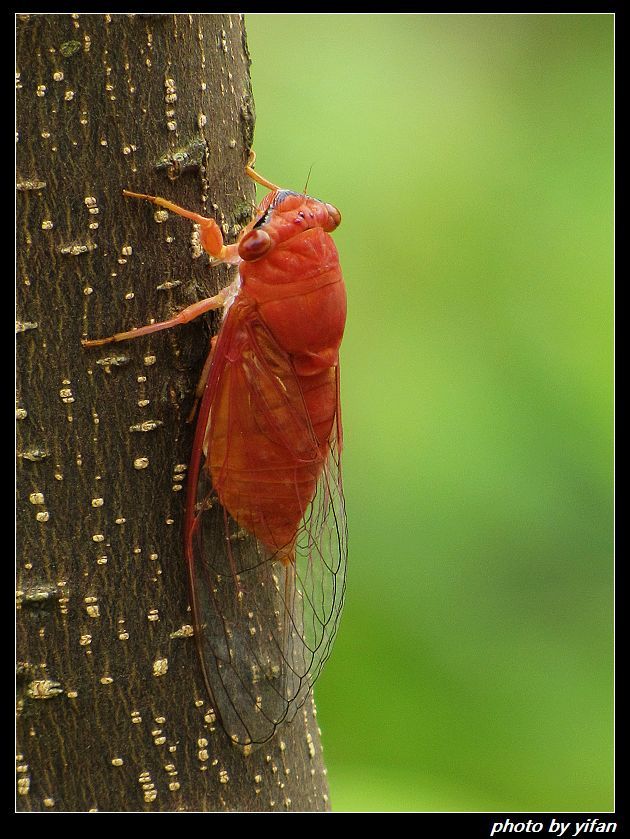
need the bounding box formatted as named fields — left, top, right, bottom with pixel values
left=238, top=229, right=272, bottom=261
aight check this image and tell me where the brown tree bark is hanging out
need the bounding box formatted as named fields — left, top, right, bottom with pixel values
left=16, top=13, right=331, bottom=812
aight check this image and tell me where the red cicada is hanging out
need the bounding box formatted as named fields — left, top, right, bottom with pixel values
left=83, top=156, right=347, bottom=745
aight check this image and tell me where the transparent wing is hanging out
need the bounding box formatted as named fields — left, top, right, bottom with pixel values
left=187, top=308, right=346, bottom=746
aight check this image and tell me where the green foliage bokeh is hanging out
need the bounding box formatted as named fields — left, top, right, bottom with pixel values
left=246, top=13, right=613, bottom=812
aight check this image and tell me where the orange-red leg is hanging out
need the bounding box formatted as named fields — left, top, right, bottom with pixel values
left=82, top=285, right=236, bottom=348
left=83, top=158, right=279, bottom=349
left=122, top=189, right=241, bottom=264
left=245, top=150, right=280, bottom=192
left=82, top=187, right=245, bottom=347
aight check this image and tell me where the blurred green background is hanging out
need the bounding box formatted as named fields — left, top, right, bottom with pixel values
left=245, top=14, right=613, bottom=812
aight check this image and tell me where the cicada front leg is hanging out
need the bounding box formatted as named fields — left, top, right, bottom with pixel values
left=122, top=190, right=243, bottom=265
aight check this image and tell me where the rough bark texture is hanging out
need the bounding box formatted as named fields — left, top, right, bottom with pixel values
left=16, top=13, right=331, bottom=813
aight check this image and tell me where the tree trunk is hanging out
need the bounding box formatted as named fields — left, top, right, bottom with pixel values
left=16, top=13, right=331, bottom=813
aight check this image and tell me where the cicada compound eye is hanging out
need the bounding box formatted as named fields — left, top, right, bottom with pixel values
left=323, top=203, right=341, bottom=232
left=238, top=228, right=272, bottom=261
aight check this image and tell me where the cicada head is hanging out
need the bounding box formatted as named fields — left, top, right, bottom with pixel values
left=238, top=190, right=341, bottom=262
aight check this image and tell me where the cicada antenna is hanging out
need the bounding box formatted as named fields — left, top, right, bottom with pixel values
left=303, top=163, right=314, bottom=195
